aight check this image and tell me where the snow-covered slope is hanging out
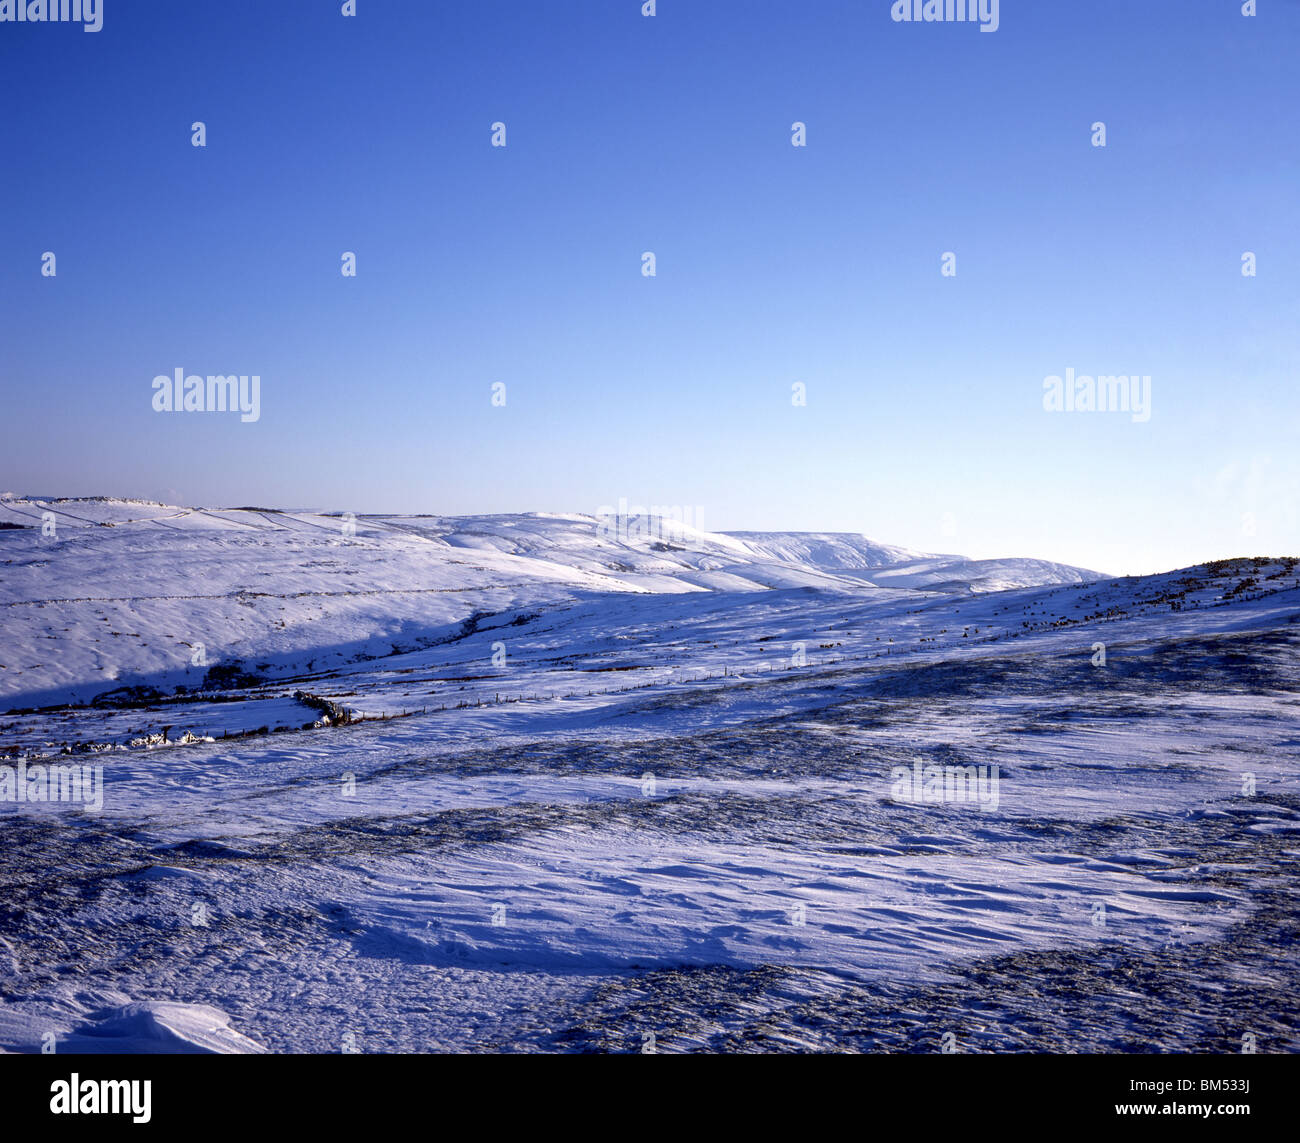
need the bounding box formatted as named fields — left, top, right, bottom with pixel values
left=0, top=497, right=1103, bottom=710
left=724, top=531, right=932, bottom=570
left=725, top=533, right=1100, bottom=592
left=0, top=520, right=1295, bottom=1053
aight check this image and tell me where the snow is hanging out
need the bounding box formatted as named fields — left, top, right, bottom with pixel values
left=0, top=995, right=264, bottom=1054
left=0, top=500, right=1296, bottom=1052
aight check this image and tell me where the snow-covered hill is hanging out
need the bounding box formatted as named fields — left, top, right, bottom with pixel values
left=0, top=496, right=1297, bottom=1054
left=0, top=497, right=1103, bottom=710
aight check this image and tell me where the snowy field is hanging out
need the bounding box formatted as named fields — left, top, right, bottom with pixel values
left=1, top=498, right=1297, bottom=1052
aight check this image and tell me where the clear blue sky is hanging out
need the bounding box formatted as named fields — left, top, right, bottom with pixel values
left=2, top=1, right=1297, bottom=574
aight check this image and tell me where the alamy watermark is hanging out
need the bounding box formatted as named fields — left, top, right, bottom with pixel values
left=1043, top=369, right=1151, bottom=423
left=595, top=498, right=705, bottom=543
left=890, top=760, right=1000, bottom=811
left=0, top=761, right=104, bottom=813
left=152, top=368, right=261, bottom=422
left=0, top=0, right=102, bottom=32
left=50, top=1075, right=150, bottom=1124
left=891, top=0, right=999, bottom=33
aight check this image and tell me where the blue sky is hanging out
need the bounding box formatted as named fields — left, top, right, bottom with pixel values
left=2, top=0, right=1297, bottom=574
